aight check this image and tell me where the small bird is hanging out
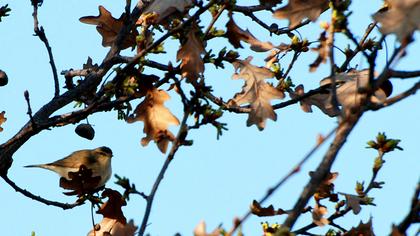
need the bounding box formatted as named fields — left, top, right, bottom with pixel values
left=25, top=146, right=113, bottom=189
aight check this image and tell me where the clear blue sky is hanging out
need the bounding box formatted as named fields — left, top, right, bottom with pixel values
left=1, top=1, right=419, bottom=235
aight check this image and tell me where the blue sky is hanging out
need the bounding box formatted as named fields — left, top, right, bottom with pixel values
left=1, top=0, right=419, bottom=235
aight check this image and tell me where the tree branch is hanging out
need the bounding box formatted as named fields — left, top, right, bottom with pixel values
left=1, top=173, right=81, bottom=209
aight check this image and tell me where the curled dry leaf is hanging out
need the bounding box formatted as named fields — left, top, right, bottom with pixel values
left=138, top=0, right=192, bottom=25
left=309, top=31, right=329, bottom=72
left=88, top=189, right=138, bottom=236
left=292, top=85, right=340, bottom=117
left=251, top=200, right=286, bottom=217
left=228, top=57, right=285, bottom=130
left=127, top=88, right=180, bottom=153
left=295, top=70, right=392, bottom=117
left=59, top=165, right=102, bottom=196
left=343, top=218, right=375, bottom=236
left=176, top=23, right=205, bottom=82
left=340, top=193, right=362, bottom=214
left=193, top=221, right=220, bottom=236
left=312, top=203, right=330, bottom=226
left=310, top=171, right=339, bottom=201
left=373, top=0, right=420, bottom=42
left=226, top=17, right=274, bottom=52
left=274, top=0, right=329, bottom=28
left=0, top=111, right=6, bottom=132
left=80, top=5, right=137, bottom=49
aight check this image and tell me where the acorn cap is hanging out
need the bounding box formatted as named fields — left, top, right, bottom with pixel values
left=75, top=123, right=95, bottom=140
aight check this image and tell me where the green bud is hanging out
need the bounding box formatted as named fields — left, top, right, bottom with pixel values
left=366, top=140, right=378, bottom=149
left=373, top=156, right=383, bottom=172
left=376, top=132, right=387, bottom=145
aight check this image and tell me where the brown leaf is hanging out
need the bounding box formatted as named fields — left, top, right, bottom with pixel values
left=340, top=193, right=362, bottom=214
left=291, top=85, right=340, bottom=117
left=391, top=225, right=406, bottom=236
left=321, top=69, right=391, bottom=116
left=193, top=221, right=220, bottom=236
left=251, top=200, right=286, bottom=217
left=373, top=0, right=420, bottom=42
left=88, top=190, right=137, bottom=236
left=59, top=165, right=102, bottom=196
left=228, top=57, right=285, bottom=130
left=83, top=57, right=99, bottom=70
left=88, top=219, right=137, bottom=236
left=138, top=0, right=192, bottom=25
left=97, top=189, right=127, bottom=224
left=310, top=171, right=339, bottom=201
left=0, top=111, right=6, bottom=132
left=80, top=6, right=137, bottom=49
left=312, top=203, right=329, bottom=226
left=176, top=24, right=205, bottom=82
left=127, top=88, right=180, bottom=153
left=309, top=31, right=329, bottom=72
left=226, top=17, right=274, bottom=52
left=274, top=0, right=329, bottom=28
left=344, top=218, right=375, bottom=236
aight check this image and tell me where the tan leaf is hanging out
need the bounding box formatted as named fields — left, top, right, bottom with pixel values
left=274, top=0, right=329, bottom=28
left=138, top=0, right=192, bottom=25
left=373, top=0, right=420, bottom=42
left=226, top=17, right=274, bottom=52
left=295, top=70, right=392, bottom=117
left=228, top=57, right=285, bottom=130
left=310, top=171, right=339, bottom=201
left=80, top=6, right=137, bottom=49
left=176, top=24, right=205, bottom=82
left=88, top=219, right=137, bottom=236
left=291, top=85, right=340, bottom=117
left=312, top=203, right=329, bottom=226
left=193, top=221, right=220, bottom=236
left=127, top=88, right=180, bottom=153
left=0, top=111, right=6, bottom=132
left=309, top=31, right=329, bottom=72
left=250, top=200, right=286, bottom=217
left=344, top=218, right=375, bottom=236
left=340, top=193, right=362, bottom=214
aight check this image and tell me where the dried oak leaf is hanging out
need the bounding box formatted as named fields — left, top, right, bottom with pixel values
left=80, top=6, right=137, bottom=49
left=373, top=0, right=420, bottom=42
left=343, top=218, right=375, bottom=236
left=193, top=221, right=221, bottom=236
left=295, top=70, right=392, bottom=117
left=127, top=88, right=180, bottom=153
left=309, top=31, right=329, bottom=72
left=291, top=84, right=340, bottom=117
left=339, top=193, right=362, bottom=214
left=59, top=165, right=102, bottom=196
left=88, top=189, right=137, bottom=236
left=321, top=69, right=391, bottom=116
left=312, top=203, right=329, bottom=226
left=228, top=57, right=285, bottom=130
left=226, top=17, right=274, bottom=52
left=274, top=0, right=329, bottom=28
left=138, top=0, right=192, bottom=25
left=176, top=24, right=205, bottom=82
left=251, top=200, right=286, bottom=217
left=310, top=171, right=339, bottom=201
left=0, top=111, right=6, bottom=132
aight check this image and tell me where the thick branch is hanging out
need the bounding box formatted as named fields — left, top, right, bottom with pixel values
left=283, top=112, right=363, bottom=229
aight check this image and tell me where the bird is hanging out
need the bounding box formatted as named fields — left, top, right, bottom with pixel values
left=25, top=146, right=113, bottom=189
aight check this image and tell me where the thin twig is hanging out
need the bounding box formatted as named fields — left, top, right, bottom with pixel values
left=31, top=3, right=60, bottom=97
left=137, top=108, right=191, bottom=236
left=203, top=4, right=226, bottom=39
left=24, top=91, right=36, bottom=128
left=1, top=174, right=81, bottom=209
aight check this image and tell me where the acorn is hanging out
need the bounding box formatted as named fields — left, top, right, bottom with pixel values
left=75, top=123, right=95, bottom=140
left=0, top=70, right=8, bottom=86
